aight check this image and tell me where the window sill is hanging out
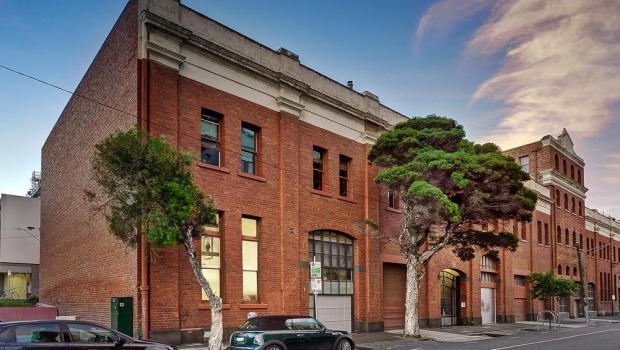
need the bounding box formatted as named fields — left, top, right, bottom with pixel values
left=337, top=195, right=356, bottom=204
left=386, top=207, right=402, bottom=214
left=310, top=189, right=332, bottom=198
left=239, top=172, right=267, bottom=183
left=240, top=303, right=269, bottom=309
left=198, top=303, right=231, bottom=310
left=198, top=163, right=231, bottom=174
left=521, top=239, right=528, bottom=243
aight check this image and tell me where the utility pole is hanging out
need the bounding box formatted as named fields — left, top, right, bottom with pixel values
left=577, top=243, right=590, bottom=322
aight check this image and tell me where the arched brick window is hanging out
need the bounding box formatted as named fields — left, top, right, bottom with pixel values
left=573, top=231, right=577, bottom=247
left=566, top=266, right=570, bottom=275
left=558, top=265, right=562, bottom=275
left=565, top=229, right=570, bottom=245
left=571, top=198, right=576, bottom=213
left=557, top=226, right=562, bottom=245
left=555, top=154, right=560, bottom=169
left=580, top=234, right=583, bottom=249
left=577, top=169, right=582, bottom=184
left=579, top=201, right=583, bottom=216
left=571, top=164, right=575, bottom=179
left=564, top=194, right=568, bottom=210
left=563, top=159, right=567, bottom=174
left=573, top=267, right=578, bottom=277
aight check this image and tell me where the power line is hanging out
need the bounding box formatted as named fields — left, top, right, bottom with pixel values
left=0, top=63, right=387, bottom=206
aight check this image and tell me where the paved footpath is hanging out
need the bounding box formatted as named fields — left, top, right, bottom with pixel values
left=179, top=317, right=619, bottom=350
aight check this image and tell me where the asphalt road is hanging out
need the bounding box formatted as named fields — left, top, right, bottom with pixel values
left=362, top=323, right=620, bottom=350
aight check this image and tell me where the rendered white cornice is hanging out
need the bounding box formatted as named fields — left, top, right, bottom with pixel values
left=524, top=180, right=552, bottom=215
left=538, top=169, right=588, bottom=199
left=139, top=10, right=401, bottom=132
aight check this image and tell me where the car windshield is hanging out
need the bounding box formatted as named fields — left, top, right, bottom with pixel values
left=238, top=318, right=286, bottom=331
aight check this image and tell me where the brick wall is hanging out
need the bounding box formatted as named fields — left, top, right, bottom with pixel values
left=40, top=0, right=139, bottom=329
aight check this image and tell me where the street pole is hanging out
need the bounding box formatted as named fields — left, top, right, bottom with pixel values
left=577, top=243, right=590, bottom=322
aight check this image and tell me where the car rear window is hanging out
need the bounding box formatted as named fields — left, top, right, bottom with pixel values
left=238, top=318, right=286, bottom=331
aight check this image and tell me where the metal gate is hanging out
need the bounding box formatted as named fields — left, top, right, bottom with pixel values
left=440, top=269, right=460, bottom=326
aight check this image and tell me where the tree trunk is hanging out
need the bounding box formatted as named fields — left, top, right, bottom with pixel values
left=182, top=229, right=223, bottom=350
left=403, top=257, right=424, bottom=338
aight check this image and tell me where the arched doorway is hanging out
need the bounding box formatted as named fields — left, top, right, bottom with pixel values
left=440, top=269, right=461, bottom=326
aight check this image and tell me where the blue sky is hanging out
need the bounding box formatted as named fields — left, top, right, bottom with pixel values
left=1, top=0, right=619, bottom=217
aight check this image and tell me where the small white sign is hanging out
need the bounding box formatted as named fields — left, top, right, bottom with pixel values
left=613, top=295, right=616, bottom=301
left=310, top=262, right=321, bottom=279
left=311, top=278, right=322, bottom=293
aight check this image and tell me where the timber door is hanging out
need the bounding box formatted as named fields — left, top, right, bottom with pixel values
left=382, top=263, right=406, bottom=330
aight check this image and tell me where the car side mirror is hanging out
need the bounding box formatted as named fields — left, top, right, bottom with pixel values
left=114, top=337, right=126, bottom=347
left=320, top=326, right=327, bottom=333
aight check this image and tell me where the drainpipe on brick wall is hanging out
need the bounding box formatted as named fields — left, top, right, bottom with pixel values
left=138, top=57, right=150, bottom=338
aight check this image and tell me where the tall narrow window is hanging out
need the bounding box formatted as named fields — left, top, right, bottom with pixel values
left=564, top=194, right=568, bottom=210
left=339, top=155, right=351, bottom=197
left=570, top=165, right=575, bottom=179
left=556, top=189, right=561, bottom=207
left=555, top=154, right=560, bottom=169
left=571, top=198, right=576, bottom=213
left=242, top=217, right=259, bottom=301
left=557, top=226, right=562, bottom=245
left=201, top=110, right=222, bottom=166
left=519, top=156, right=530, bottom=173
left=521, top=223, right=527, bottom=240
left=565, top=229, right=570, bottom=245
left=563, top=160, right=567, bottom=174
left=201, top=213, right=221, bottom=300
left=544, top=223, right=549, bottom=246
left=313, top=146, right=325, bottom=191
left=577, top=170, right=582, bottom=184
left=241, top=123, right=259, bottom=175
left=537, top=221, right=542, bottom=244
left=387, top=190, right=399, bottom=209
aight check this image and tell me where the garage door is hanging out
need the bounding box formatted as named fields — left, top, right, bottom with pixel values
left=383, top=263, right=406, bottom=330
left=315, top=295, right=352, bottom=332
left=514, top=298, right=527, bottom=321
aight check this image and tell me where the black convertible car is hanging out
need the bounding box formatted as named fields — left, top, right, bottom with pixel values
left=226, top=315, right=355, bottom=350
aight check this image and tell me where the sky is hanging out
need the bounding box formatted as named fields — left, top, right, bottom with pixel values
left=0, top=0, right=619, bottom=216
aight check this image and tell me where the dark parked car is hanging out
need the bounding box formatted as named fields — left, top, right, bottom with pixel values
left=226, top=315, right=354, bottom=350
left=0, top=320, right=177, bottom=349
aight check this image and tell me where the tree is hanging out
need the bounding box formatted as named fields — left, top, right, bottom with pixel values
left=368, top=115, right=537, bottom=337
left=527, top=270, right=579, bottom=305
left=85, top=128, right=222, bottom=350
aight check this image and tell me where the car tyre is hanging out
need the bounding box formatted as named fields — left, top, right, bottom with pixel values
left=337, top=339, right=352, bottom=350
left=263, top=345, right=283, bottom=350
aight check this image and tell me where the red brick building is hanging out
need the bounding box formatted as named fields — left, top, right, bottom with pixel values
left=40, top=0, right=620, bottom=345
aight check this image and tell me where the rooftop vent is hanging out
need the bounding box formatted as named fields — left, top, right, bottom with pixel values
left=277, top=48, right=300, bottom=62
left=347, top=81, right=353, bottom=89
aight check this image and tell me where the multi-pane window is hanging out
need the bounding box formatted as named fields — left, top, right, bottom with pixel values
left=558, top=297, right=568, bottom=313
left=514, top=275, right=526, bottom=287
left=480, top=255, right=497, bottom=271
left=537, top=221, right=542, bottom=244
left=201, top=110, right=222, bottom=166
left=519, top=156, right=530, bottom=173
left=388, top=190, right=399, bottom=209
left=521, top=223, right=527, bottom=240
left=313, top=146, right=325, bottom=191
left=587, top=283, right=595, bottom=306
left=481, top=272, right=496, bottom=282
left=339, top=155, right=351, bottom=197
left=241, top=123, right=258, bottom=175
left=201, top=213, right=221, bottom=300
left=242, top=217, right=259, bottom=301
left=308, top=231, right=354, bottom=295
